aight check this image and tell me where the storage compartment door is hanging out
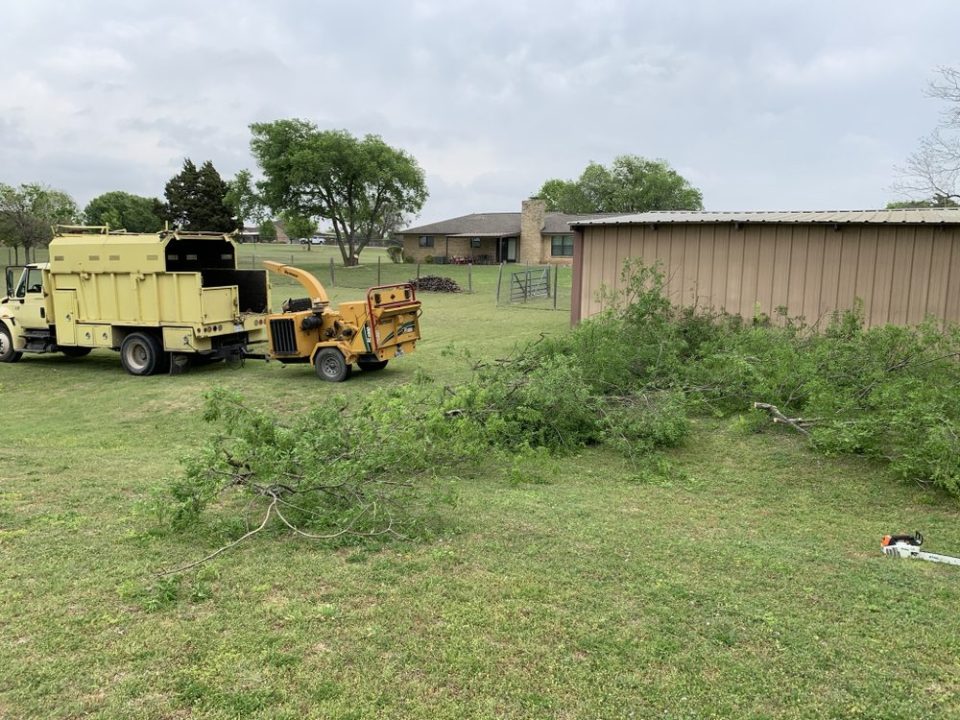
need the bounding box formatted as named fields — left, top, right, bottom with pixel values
left=53, top=290, right=78, bottom=345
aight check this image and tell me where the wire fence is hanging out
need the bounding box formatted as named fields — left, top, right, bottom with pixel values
left=240, top=250, right=573, bottom=311
left=10, top=244, right=572, bottom=311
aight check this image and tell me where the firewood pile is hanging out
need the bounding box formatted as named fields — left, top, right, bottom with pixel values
left=409, top=276, right=462, bottom=293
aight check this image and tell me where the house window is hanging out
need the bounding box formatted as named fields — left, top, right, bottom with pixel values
left=470, top=237, right=481, bottom=248
left=551, top=234, right=574, bottom=257
left=419, top=235, right=434, bottom=248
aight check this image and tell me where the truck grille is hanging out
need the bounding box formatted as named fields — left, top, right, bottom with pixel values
left=270, top=318, right=298, bottom=354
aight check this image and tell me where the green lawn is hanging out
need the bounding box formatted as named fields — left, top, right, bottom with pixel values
left=1, top=249, right=959, bottom=718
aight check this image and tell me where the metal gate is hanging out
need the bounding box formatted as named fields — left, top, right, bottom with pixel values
left=510, top=268, right=549, bottom=302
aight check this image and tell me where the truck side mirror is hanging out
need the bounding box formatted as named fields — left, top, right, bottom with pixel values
left=5, top=267, right=14, bottom=298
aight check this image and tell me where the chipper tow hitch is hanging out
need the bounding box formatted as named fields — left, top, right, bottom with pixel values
left=881, top=532, right=960, bottom=566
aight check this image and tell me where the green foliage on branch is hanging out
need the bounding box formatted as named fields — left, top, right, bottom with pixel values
left=169, top=260, right=960, bottom=563
left=513, top=258, right=960, bottom=497
left=167, top=383, right=462, bottom=544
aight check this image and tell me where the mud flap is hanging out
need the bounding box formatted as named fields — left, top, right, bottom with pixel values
left=169, top=353, right=191, bottom=375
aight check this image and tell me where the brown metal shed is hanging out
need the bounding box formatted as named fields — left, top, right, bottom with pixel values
left=570, top=209, right=960, bottom=328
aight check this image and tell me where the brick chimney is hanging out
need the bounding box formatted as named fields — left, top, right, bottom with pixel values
left=520, top=198, right=546, bottom=265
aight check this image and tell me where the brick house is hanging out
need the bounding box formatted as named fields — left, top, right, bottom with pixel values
left=397, top=199, right=612, bottom=265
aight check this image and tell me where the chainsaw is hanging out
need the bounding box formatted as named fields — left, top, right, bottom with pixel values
left=881, top=532, right=960, bottom=566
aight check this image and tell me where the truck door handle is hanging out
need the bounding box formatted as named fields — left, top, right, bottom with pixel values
left=40, top=308, right=45, bottom=319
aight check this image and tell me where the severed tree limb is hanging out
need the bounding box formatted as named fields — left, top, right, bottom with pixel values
left=156, top=496, right=278, bottom=576
left=752, top=402, right=812, bottom=436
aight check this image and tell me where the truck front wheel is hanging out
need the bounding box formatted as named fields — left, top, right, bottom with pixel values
left=0, top=326, right=23, bottom=363
left=314, top=348, right=351, bottom=382
left=120, top=333, right=166, bottom=376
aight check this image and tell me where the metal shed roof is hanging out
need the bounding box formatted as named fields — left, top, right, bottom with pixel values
left=570, top=209, right=960, bottom=227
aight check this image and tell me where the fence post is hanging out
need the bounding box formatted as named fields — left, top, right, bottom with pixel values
left=553, top=265, right=560, bottom=310
left=468, top=263, right=473, bottom=293
left=290, top=254, right=294, bottom=265
left=330, top=258, right=335, bottom=288
left=524, top=270, right=530, bottom=302
left=416, top=263, right=421, bottom=283
left=496, top=262, right=504, bottom=305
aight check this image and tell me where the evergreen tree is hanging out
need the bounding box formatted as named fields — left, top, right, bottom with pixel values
left=163, top=159, right=237, bottom=231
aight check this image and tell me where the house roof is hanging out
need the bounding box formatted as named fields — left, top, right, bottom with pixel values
left=570, top=208, right=960, bottom=227
left=543, top=212, right=622, bottom=233
left=401, top=213, right=521, bottom=236
left=401, top=211, right=619, bottom=237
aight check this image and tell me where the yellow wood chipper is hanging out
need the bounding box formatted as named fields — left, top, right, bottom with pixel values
left=262, top=261, right=421, bottom=381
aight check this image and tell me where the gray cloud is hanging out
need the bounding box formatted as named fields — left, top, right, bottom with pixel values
left=0, top=0, right=957, bottom=221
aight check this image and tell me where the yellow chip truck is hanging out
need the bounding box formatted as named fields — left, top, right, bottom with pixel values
left=0, top=226, right=269, bottom=375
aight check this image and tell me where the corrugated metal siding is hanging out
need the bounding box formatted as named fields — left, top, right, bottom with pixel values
left=578, top=224, right=960, bottom=328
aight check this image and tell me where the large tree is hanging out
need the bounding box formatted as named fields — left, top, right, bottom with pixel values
left=0, top=183, right=77, bottom=263
left=163, top=159, right=237, bottom=232
left=536, top=155, right=703, bottom=214
left=280, top=212, right=318, bottom=244
left=224, top=169, right=267, bottom=229
left=83, top=191, right=165, bottom=232
left=250, top=120, right=428, bottom=265
left=897, top=67, right=960, bottom=203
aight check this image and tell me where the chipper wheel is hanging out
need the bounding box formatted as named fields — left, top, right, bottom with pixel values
left=314, top=348, right=352, bottom=382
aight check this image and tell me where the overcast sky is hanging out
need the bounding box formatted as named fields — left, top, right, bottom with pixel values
left=1, top=0, right=958, bottom=224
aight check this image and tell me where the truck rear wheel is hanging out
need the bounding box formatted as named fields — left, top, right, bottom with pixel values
left=358, top=359, right=388, bottom=372
left=0, top=326, right=23, bottom=363
left=120, top=332, right=165, bottom=376
left=314, top=348, right=351, bottom=382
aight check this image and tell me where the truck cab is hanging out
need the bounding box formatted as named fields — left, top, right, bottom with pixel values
left=1, top=264, right=58, bottom=360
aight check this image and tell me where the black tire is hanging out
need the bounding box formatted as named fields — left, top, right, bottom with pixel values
left=358, top=359, right=389, bottom=372
left=60, top=346, right=92, bottom=358
left=120, top=332, right=166, bottom=376
left=0, top=326, right=23, bottom=363
left=314, top=348, right=351, bottom=382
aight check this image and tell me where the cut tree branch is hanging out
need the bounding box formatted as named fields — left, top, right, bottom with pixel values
left=752, top=402, right=813, bottom=436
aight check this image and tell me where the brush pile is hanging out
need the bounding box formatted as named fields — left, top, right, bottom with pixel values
left=410, top=276, right=462, bottom=293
